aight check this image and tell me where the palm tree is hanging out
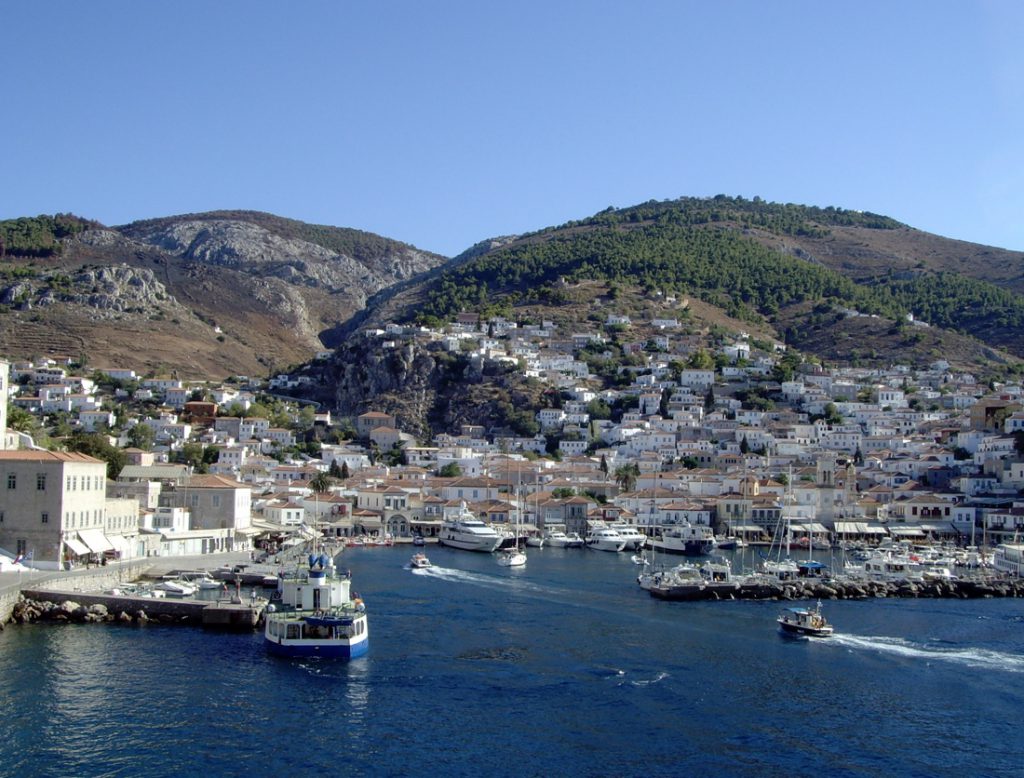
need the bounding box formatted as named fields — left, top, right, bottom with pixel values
left=309, top=470, right=333, bottom=531
left=310, top=470, right=333, bottom=496
left=614, top=463, right=640, bottom=493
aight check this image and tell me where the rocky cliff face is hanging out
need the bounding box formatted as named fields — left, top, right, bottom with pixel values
left=120, top=218, right=439, bottom=303
left=0, top=264, right=177, bottom=317
left=296, top=337, right=545, bottom=440
left=0, top=212, right=447, bottom=378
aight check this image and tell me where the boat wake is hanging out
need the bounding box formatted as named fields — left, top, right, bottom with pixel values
left=626, top=671, right=670, bottom=687
left=828, top=633, right=1024, bottom=673
left=416, top=565, right=563, bottom=598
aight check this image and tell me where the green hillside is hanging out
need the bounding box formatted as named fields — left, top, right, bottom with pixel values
left=0, top=214, right=103, bottom=258
left=408, top=196, right=1024, bottom=357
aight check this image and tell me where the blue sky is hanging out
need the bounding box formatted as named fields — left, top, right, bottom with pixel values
left=3, top=1, right=1022, bottom=257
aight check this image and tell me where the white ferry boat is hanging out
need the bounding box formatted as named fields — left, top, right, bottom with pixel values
left=264, top=552, right=368, bottom=659
left=648, top=523, right=716, bottom=556
left=437, top=504, right=503, bottom=552
left=993, top=543, right=1024, bottom=577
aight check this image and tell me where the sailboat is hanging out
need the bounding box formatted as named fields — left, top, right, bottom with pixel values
left=497, top=486, right=527, bottom=567
left=759, top=470, right=800, bottom=581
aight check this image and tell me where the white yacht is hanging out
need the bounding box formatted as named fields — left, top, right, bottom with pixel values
left=586, top=527, right=628, bottom=552
left=610, top=523, right=647, bottom=551
left=437, top=505, right=503, bottom=552
left=544, top=530, right=585, bottom=548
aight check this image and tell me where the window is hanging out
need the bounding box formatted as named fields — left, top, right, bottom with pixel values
left=6, top=473, right=15, bottom=489
left=212, top=495, right=221, bottom=508
left=37, top=473, right=46, bottom=491
left=41, top=512, right=49, bottom=524
left=0, top=511, right=4, bottom=523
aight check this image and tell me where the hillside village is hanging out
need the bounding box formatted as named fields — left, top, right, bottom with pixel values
left=3, top=304, right=1024, bottom=572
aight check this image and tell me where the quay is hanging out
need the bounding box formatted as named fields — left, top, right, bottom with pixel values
left=0, top=551, right=266, bottom=630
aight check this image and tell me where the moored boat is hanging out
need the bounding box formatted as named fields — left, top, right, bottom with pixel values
left=648, top=523, right=716, bottom=556
left=152, top=578, right=198, bottom=597
left=993, top=543, right=1024, bottom=577
left=609, top=523, right=647, bottom=551
left=437, top=503, right=503, bottom=552
left=544, top=530, right=584, bottom=548
left=585, top=527, right=627, bottom=552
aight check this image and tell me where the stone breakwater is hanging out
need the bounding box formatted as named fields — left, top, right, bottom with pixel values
left=9, top=597, right=173, bottom=625
left=649, top=575, right=1024, bottom=602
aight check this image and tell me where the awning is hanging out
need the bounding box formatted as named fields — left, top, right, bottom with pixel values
left=834, top=522, right=861, bottom=534
left=860, top=524, right=888, bottom=535
left=64, top=536, right=90, bottom=556
left=804, top=523, right=829, bottom=533
left=77, top=529, right=114, bottom=554
left=727, top=524, right=762, bottom=532
left=919, top=522, right=956, bottom=533
left=888, top=526, right=925, bottom=537
left=107, top=535, right=132, bottom=555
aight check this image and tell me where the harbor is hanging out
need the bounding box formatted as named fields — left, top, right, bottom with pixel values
left=3, top=542, right=1022, bottom=777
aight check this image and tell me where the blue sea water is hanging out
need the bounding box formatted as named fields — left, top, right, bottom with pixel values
left=2, top=545, right=1023, bottom=778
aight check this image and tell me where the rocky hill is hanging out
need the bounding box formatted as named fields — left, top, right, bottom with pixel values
left=347, top=196, right=1024, bottom=374
left=0, top=211, right=445, bottom=377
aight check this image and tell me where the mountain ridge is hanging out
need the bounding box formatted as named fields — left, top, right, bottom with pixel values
left=3, top=196, right=1024, bottom=380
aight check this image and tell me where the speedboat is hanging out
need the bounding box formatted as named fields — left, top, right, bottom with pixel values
left=777, top=600, right=833, bottom=638
left=412, top=534, right=426, bottom=547
left=409, top=553, right=432, bottom=569
left=264, top=551, right=368, bottom=659
left=524, top=534, right=544, bottom=548
left=585, top=527, right=627, bottom=552
left=437, top=504, right=503, bottom=552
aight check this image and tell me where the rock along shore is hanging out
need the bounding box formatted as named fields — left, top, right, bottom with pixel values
left=649, top=574, right=1024, bottom=602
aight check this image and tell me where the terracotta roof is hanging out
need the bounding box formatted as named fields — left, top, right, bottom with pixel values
left=0, top=451, right=103, bottom=464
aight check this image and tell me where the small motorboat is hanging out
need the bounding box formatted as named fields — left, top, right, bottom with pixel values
left=409, top=553, right=432, bottom=569
left=412, top=535, right=426, bottom=546
left=152, top=578, right=198, bottom=597
left=777, top=600, right=833, bottom=638
left=631, top=554, right=649, bottom=566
